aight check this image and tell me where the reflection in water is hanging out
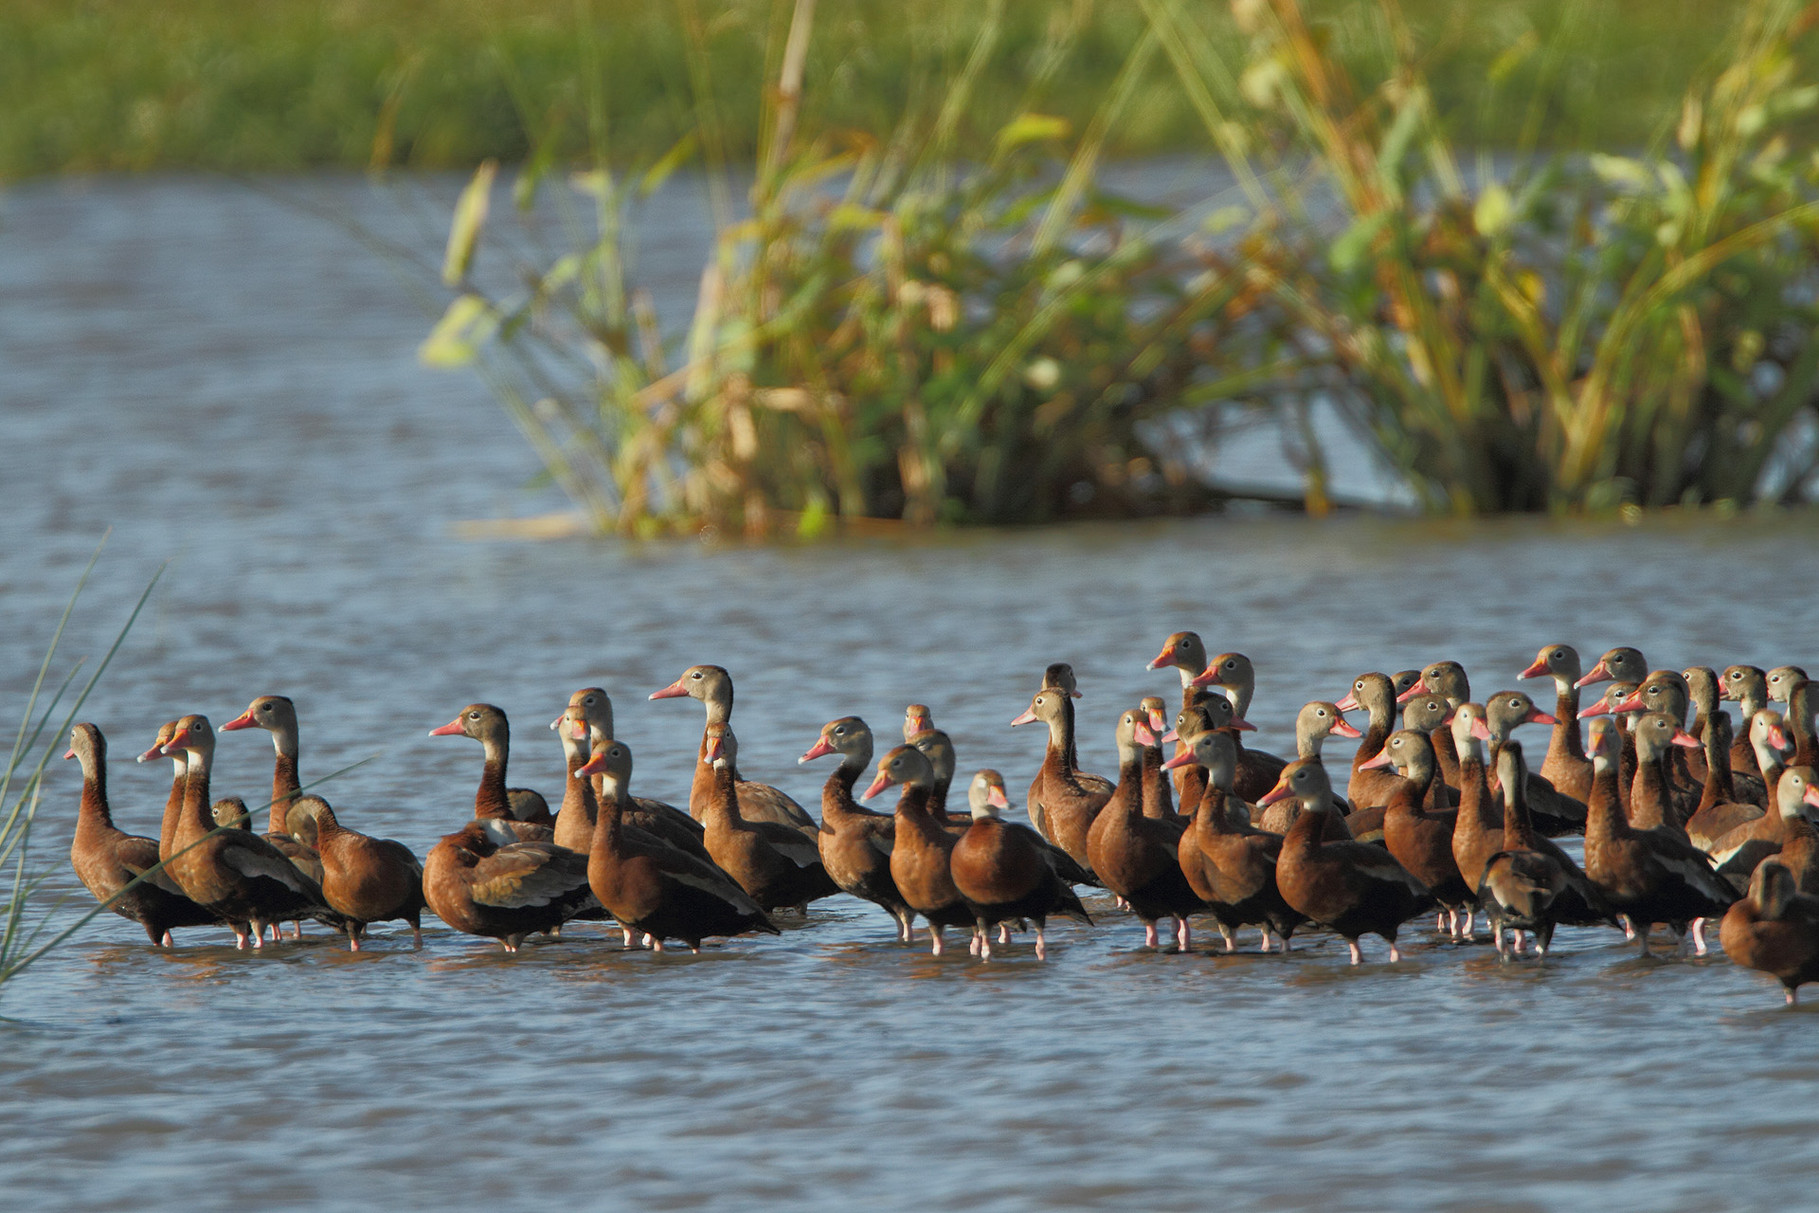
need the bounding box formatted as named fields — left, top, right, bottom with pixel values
left=3, top=177, right=1819, bottom=1211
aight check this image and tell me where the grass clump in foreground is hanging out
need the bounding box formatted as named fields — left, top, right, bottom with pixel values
left=427, top=0, right=1819, bottom=532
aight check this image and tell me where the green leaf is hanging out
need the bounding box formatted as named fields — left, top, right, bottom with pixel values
left=995, top=113, right=1071, bottom=154
left=640, top=131, right=700, bottom=197
left=1330, top=211, right=1392, bottom=274
left=442, top=160, right=496, bottom=287
left=419, top=294, right=495, bottom=368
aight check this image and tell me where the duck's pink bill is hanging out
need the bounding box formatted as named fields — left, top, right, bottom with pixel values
left=1010, top=709, right=1037, bottom=727
left=429, top=718, right=465, bottom=736
left=799, top=737, right=837, bottom=764
left=218, top=710, right=258, bottom=731
left=1331, top=718, right=1363, bottom=739
left=649, top=680, right=689, bottom=700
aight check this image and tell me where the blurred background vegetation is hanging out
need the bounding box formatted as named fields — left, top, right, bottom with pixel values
left=11, top=0, right=1819, bottom=533
left=0, top=0, right=1771, bottom=177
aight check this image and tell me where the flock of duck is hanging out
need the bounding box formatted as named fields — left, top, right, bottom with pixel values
left=61, top=634, right=1819, bottom=1004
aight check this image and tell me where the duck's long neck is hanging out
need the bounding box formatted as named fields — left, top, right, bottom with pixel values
left=563, top=752, right=598, bottom=827
left=74, top=753, right=112, bottom=847
left=270, top=745, right=301, bottom=835
left=1194, top=784, right=1238, bottom=837
left=1549, top=675, right=1584, bottom=763
left=702, top=760, right=742, bottom=827
left=822, top=750, right=869, bottom=824
left=1501, top=779, right=1536, bottom=850
left=1140, top=744, right=1175, bottom=819
left=159, top=759, right=186, bottom=860
left=591, top=781, right=628, bottom=857
left=1060, top=697, right=1083, bottom=772
left=1629, top=746, right=1672, bottom=830
left=1696, top=722, right=1734, bottom=813
left=894, top=782, right=936, bottom=833
left=474, top=737, right=511, bottom=820
left=178, top=750, right=214, bottom=848
left=1457, top=743, right=1494, bottom=832
left=1587, top=758, right=1627, bottom=842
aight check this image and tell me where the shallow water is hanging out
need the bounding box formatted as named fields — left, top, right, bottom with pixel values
left=5, top=176, right=1819, bottom=1212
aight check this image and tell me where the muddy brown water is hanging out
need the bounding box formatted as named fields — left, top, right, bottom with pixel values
left=4, top=176, right=1819, bottom=1211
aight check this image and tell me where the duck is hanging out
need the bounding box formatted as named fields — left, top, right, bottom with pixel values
left=1297, top=700, right=1363, bottom=760
left=1359, top=728, right=1472, bottom=939
left=1013, top=686, right=1112, bottom=872
left=1449, top=703, right=1612, bottom=937
left=863, top=744, right=977, bottom=955
left=1477, top=742, right=1573, bottom=959
left=1684, top=712, right=1767, bottom=850
left=1613, top=672, right=1704, bottom=811
left=650, top=665, right=818, bottom=837
left=949, top=769, right=1092, bottom=960
left=66, top=723, right=220, bottom=947
left=1338, top=672, right=1402, bottom=810
left=1517, top=643, right=1594, bottom=801
left=301, top=795, right=424, bottom=950
left=1785, top=679, right=1819, bottom=767
left=1682, top=666, right=1722, bottom=784
left=1262, top=759, right=1432, bottom=964
left=554, top=687, right=703, bottom=849
left=1398, top=660, right=1469, bottom=789
left=1708, top=767, right=1819, bottom=888
left=800, top=716, right=913, bottom=941
left=1720, top=859, right=1819, bottom=1005
left=1146, top=634, right=1222, bottom=802
left=1189, top=656, right=1290, bottom=797
left=1768, top=767, right=1819, bottom=896
left=695, top=723, right=837, bottom=913
left=1576, top=646, right=1650, bottom=692
left=429, top=704, right=561, bottom=845
left=1768, top=666, right=1811, bottom=708
left=1397, top=690, right=1461, bottom=807
left=215, top=694, right=335, bottom=939
left=1721, top=664, right=1771, bottom=780
left=969, top=767, right=1097, bottom=887
left=1581, top=717, right=1735, bottom=957
left=907, top=724, right=970, bottom=828
left=1624, top=711, right=1701, bottom=834
left=903, top=704, right=934, bottom=743
left=1086, top=708, right=1203, bottom=951
left=1578, top=680, right=1643, bottom=811
left=578, top=737, right=778, bottom=952
left=158, top=714, right=328, bottom=949
left=1481, top=689, right=1584, bottom=835
left=137, top=720, right=187, bottom=861
left=421, top=820, right=599, bottom=952
left=1168, top=727, right=1301, bottom=952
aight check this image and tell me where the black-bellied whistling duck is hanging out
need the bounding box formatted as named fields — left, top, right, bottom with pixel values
left=1360, top=728, right=1471, bottom=939
left=1577, top=646, right=1649, bottom=692
left=1768, top=666, right=1811, bottom=706
left=1013, top=687, right=1111, bottom=873
left=1624, top=712, right=1700, bottom=834
left=1720, top=859, right=1819, bottom=1005
left=903, top=704, right=933, bottom=743
left=1398, top=662, right=1469, bottom=791
left=578, top=738, right=777, bottom=952
left=1189, top=655, right=1290, bottom=798
left=907, top=725, right=969, bottom=828
left=1785, top=680, right=1819, bottom=767
left=1685, top=713, right=1766, bottom=850
left=1136, top=696, right=1178, bottom=822
left=555, top=688, right=703, bottom=849
left=217, top=694, right=306, bottom=834
left=66, top=723, right=220, bottom=946
left=1339, top=672, right=1401, bottom=809
left=159, top=715, right=327, bottom=949
left=1086, top=709, right=1202, bottom=951
left=1262, top=759, right=1432, bottom=964
left=422, top=820, right=598, bottom=952
left=650, top=665, right=818, bottom=838
left=430, top=704, right=558, bottom=846
left=1579, top=680, right=1642, bottom=810
left=1398, top=692, right=1461, bottom=809
left=1391, top=670, right=1421, bottom=697
left=1039, top=664, right=1103, bottom=778
left=1768, top=767, right=1819, bottom=896
left=1683, top=666, right=1721, bottom=783
left=138, top=720, right=185, bottom=860
left=1147, top=632, right=1216, bottom=801
left=863, top=744, right=975, bottom=954
left=301, top=795, right=424, bottom=950
left=1722, top=664, right=1770, bottom=780
left=1168, top=727, right=1301, bottom=952
left=800, top=716, right=913, bottom=942
left=1482, top=690, right=1584, bottom=835
left=949, top=769, right=1091, bottom=961
left=1614, top=672, right=1703, bottom=805
left=1581, top=717, right=1734, bottom=956
left=697, top=723, right=836, bottom=913
left=1518, top=643, right=1594, bottom=802
left=1477, top=742, right=1572, bottom=958
left=1450, top=704, right=1611, bottom=937
left=1297, top=701, right=1363, bottom=760
left=970, top=768, right=1097, bottom=888
left=1708, top=767, right=1819, bottom=888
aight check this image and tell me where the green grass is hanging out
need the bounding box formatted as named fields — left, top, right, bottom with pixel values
left=0, top=0, right=1776, bottom=180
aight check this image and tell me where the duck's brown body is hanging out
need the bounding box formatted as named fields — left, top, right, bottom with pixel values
left=868, top=746, right=975, bottom=952
left=307, top=797, right=424, bottom=950
left=803, top=718, right=913, bottom=940
left=1721, top=860, right=1819, bottom=1004
left=651, top=666, right=818, bottom=837
left=423, top=821, right=599, bottom=951
left=1170, top=731, right=1301, bottom=950
left=1015, top=688, right=1112, bottom=873
left=698, top=724, right=838, bottom=912
left=951, top=810, right=1091, bottom=960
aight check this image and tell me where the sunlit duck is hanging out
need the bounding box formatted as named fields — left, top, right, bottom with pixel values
left=1147, top=630, right=1210, bottom=713
left=300, top=795, right=423, bottom=950
left=1359, top=728, right=1472, bottom=939
left=215, top=694, right=333, bottom=939
left=1768, top=767, right=1819, bottom=896
left=159, top=715, right=327, bottom=949
left=136, top=719, right=185, bottom=860
left=1708, top=767, right=1819, bottom=888
left=1684, top=713, right=1766, bottom=850
left=1477, top=743, right=1573, bottom=959
left=1623, top=711, right=1701, bottom=834
left=1517, top=643, right=1594, bottom=801
left=1721, top=664, right=1771, bottom=780
left=863, top=744, right=976, bottom=954
left=554, top=687, right=703, bottom=851
left=907, top=725, right=970, bottom=828
left=1576, top=646, right=1650, bottom=692
left=1189, top=655, right=1289, bottom=798
left=429, top=704, right=560, bottom=845
left=1397, top=660, right=1468, bottom=789
left=800, top=716, right=913, bottom=942
left=1135, top=696, right=1180, bottom=821
left=1261, top=759, right=1432, bottom=964
left=578, top=737, right=777, bottom=952
left=1613, top=673, right=1703, bottom=813
left=1168, top=727, right=1301, bottom=952
left=1682, top=666, right=1721, bottom=784
left=1086, top=708, right=1203, bottom=951
left=1578, top=680, right=1642, bottom=811
left=1581, top=718, right=1735, bottom=957
left=1481, top=689, right=1583, bottom=835
left=697, top=723, right=837, bottom=912
left=1339, top=672, right=1402, bottom=810
left=1767, top=665, right=1811, bottom=708
left=1785, top=679, right=1819, bottom=767
left=1720, top=859, right=1819, bottom=1005
left=422, top=820, right=598, bottom=952
left=649, top=665, right=818, bottom=837
left=66, top=723, right=219, bottom=946
left=1013, top=686, right=1112, bottom=873
left=949, top=769, right=1092, bottom=960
